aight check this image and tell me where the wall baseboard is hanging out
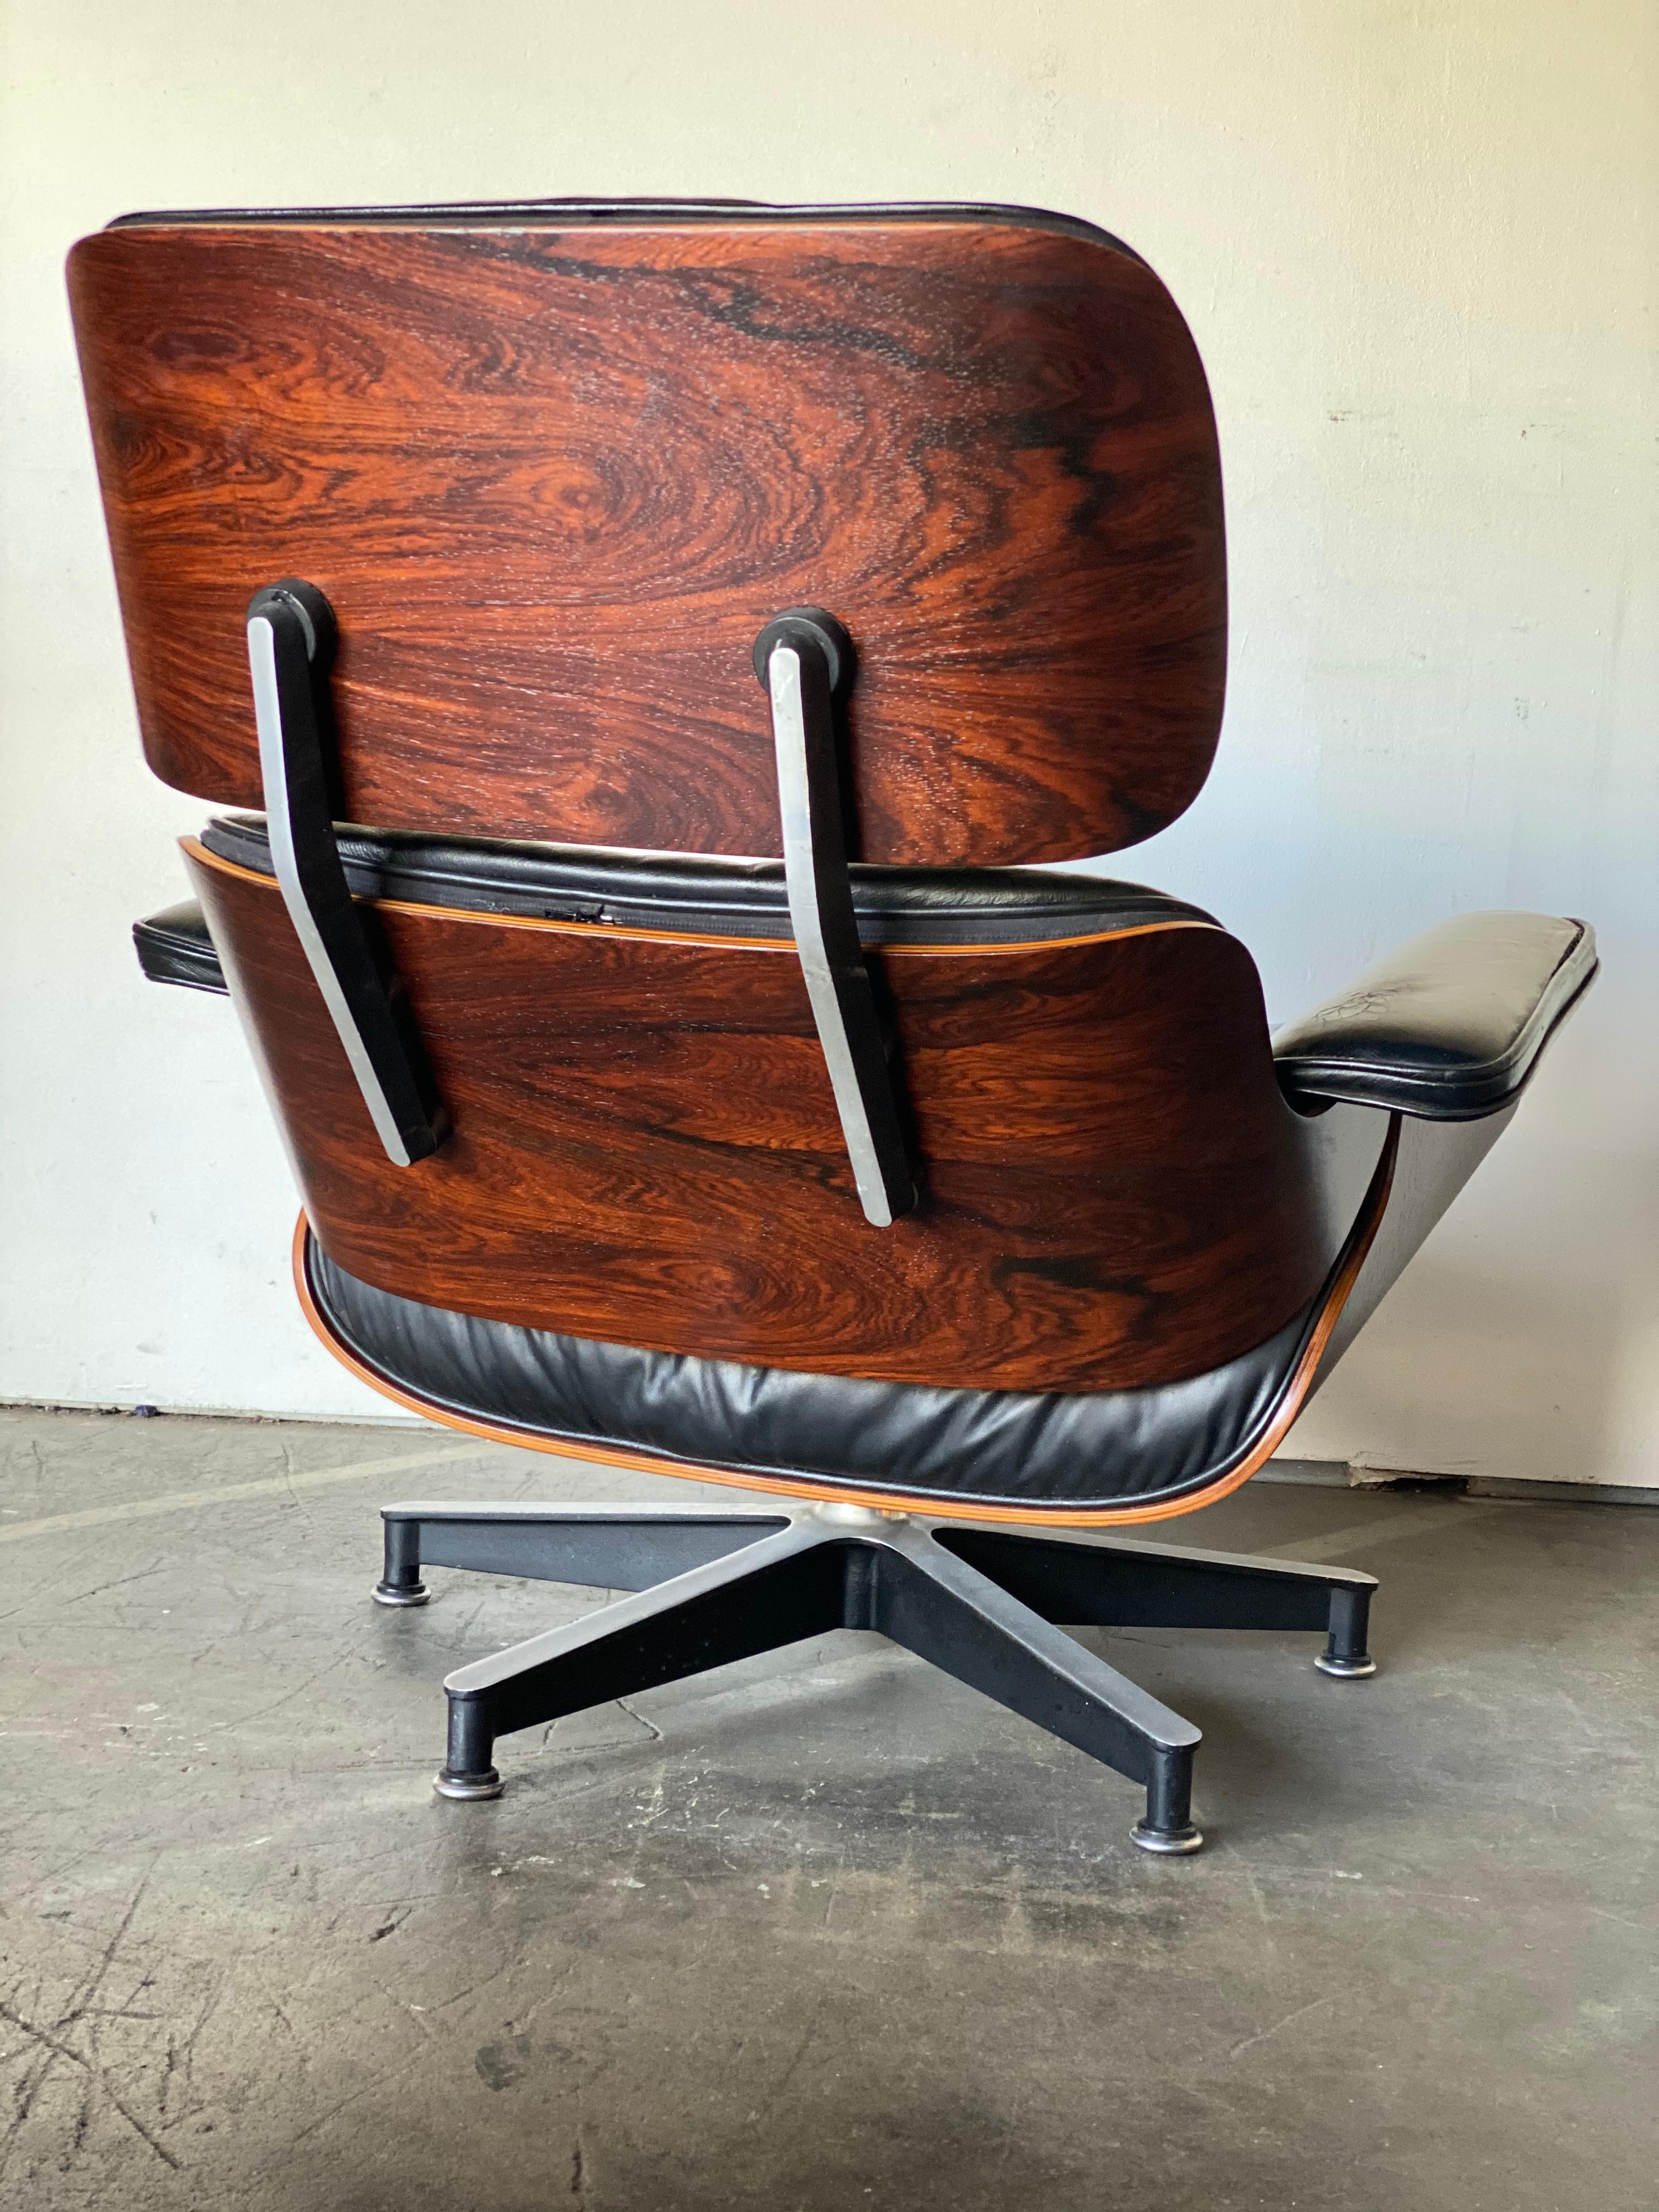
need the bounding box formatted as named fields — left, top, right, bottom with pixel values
left=0, top=1395, right=424, bottom=1430
left=1255, top=1458, right=1351, bottom=1487
left=1261, top=1457, right=1659, bottom=1508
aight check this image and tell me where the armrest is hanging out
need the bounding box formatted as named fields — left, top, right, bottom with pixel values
left=1273, top=911, right=1596, bottom=1120
left=133, top=901, right=228, bottom=996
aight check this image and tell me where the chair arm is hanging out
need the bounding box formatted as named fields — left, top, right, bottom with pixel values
left=133, top=900, right=228, bottom=996
left=1273, top=911, right=1596, bottom=1120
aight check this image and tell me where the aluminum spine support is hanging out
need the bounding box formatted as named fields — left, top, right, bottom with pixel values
left=758, top=611, right=915, bottom=1227
left=245, top=580, right=448, bottom=1166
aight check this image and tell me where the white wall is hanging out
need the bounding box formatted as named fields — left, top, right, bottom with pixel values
left=2, top=2, right=1654, bottom=1482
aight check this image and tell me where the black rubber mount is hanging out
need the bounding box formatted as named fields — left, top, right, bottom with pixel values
left=434, top=1764, right=505, bottom=1801
left=1131, top=1818, right=1205, bottom=1856
left=247, top=577, right=338, bottom=670
left=752, top=607, right=856, bottom=698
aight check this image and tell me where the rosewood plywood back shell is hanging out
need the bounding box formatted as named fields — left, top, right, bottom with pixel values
left=186, top=843, right=1359, bottom=1394
left=69, top=208, right=1226, bottom=865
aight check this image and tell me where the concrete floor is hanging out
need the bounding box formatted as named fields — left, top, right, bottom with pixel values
left=1, top=1408, right=1655, bottom=2211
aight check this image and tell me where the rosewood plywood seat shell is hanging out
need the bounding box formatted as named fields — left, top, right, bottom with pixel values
left=184, top=821, right=1381, bottom=1396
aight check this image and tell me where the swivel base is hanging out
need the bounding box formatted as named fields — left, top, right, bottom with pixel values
left=373, top=1498, right=1380, bottom=1855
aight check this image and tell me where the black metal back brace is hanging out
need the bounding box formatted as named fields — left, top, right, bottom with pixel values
left=245, top=584, right=915, bottom=1222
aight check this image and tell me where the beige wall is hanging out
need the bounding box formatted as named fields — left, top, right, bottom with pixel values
left=2, top=2, right=1654, bottom=1483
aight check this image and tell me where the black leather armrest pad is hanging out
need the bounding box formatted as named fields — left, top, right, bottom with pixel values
left=1273, top=911, right=1596, bottom=1120
left=133, top=901, right=228, bottom=995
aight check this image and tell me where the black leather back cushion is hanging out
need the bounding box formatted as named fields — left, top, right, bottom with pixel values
left=142, top=820, right=1214, bottom=994
left=198, top=815, right=1215, bottom=946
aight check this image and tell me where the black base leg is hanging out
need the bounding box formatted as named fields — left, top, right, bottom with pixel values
left=433, top=1521, right=844, bottom=1801
left=376, top=1500, right=792, bottom=1602
left=939, top=1525, right=1381, bottom=1684
left=875, top=1524, right=1204, bottom=1853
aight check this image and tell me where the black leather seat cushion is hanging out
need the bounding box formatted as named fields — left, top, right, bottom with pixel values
left=1273, top=911, right=1596, bottom=1120
left=304, top=1232, right=1328, bottom=1515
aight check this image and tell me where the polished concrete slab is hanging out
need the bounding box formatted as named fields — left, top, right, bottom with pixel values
left=1, top=1406, right=1655, bottom=2210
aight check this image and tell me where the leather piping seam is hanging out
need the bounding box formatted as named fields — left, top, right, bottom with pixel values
left=290, top=1116, right=1400, bottom=1531
left=184, top=838, right=1222, bottom=962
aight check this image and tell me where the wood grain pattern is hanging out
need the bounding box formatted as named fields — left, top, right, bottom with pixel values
left=189, top=840, right=1376, bottom=1395
left=71, top=213, right=1226, bottom=866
